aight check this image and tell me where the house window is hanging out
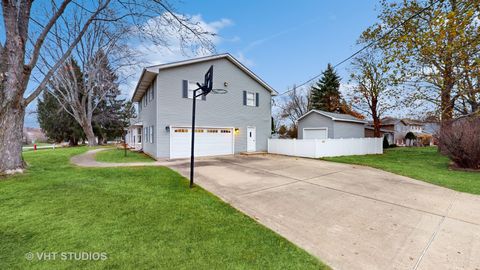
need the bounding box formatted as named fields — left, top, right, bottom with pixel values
left=137, top=127, right=142, bottom=143
left=149, top=85, right=154, bottom=101
left=150, top=126, right=154, bottom=143
left=188, top=81, right=202, bottom=99
left=246, top=92, right=255, bottom=106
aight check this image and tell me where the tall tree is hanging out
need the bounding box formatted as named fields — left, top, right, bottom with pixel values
left=310, top=64, right=342, bottom=112
left=37, top=91, right=84, bottom=145
left=362, top=0, right=480, bottom=121
left=0, top=0, right=215, bottom=174
left=349, top=48, right=397, bottom=137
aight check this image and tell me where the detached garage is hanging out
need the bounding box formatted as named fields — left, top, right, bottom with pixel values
left=170, top=127, right=234, bottom=159
left=297, top=110, right=367, bottom=139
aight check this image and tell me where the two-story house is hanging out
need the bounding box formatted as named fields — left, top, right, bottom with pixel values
left=126, top=54, right=277, bottom=159
left=379, top=117, right=426, bottom=145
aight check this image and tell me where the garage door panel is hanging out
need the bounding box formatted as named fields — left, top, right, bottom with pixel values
left=170, top=127, right=233, bottom=159
left=304, top=128, right=327, bottom=140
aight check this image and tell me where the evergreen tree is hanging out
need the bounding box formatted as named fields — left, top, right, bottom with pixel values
left=309, top=64, right=342, bottom=112
left=37, top=91, right=85, bottom=145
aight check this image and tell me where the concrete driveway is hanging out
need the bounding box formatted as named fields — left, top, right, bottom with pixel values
left=168, top=154, right=480, bottom=270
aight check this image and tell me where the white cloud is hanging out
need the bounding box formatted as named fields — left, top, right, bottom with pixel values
left=119, top=13, right=234, bottom=98
left=234, top=52, right=254, bottom=67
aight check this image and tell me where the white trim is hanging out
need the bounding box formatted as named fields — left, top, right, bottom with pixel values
left=169, top=125, right=235, bottom=160
left=296, top=110, right=367, bottom=124
left=303, top=127, right=328, bottom=139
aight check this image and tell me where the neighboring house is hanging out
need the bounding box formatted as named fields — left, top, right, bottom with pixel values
left=127, top=53, right=277, bottom=159
left=297, top=110, right=367, bottom=139
left=379, top=117, right=431, bottom=145
left=364, top=126, right=395, bottom=144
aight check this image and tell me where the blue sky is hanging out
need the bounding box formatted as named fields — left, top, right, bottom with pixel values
left=24, top=0, right=380, bottom=127
left=180, top=0, right=379, bottom=93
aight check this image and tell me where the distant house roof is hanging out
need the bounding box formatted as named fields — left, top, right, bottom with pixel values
left=380, top=117, right=424, bottom=126
left=401, top=119, right=424, bottom=126
left=364, top=126, right=394, bottom=134
left=131, top=53, right=277, bottom=102
left=297, top=110, right=367, bottom=124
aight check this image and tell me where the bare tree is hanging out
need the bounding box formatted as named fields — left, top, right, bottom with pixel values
left=0, top=0, right=215, bottom=174
left=277, top=85, right=310, bottom=126
left=349, top=48, right=397, bottom=137
left=47, top=19, right=134, bottom=146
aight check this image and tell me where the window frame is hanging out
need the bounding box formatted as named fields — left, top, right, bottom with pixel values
left=246, top=91, right=256, bottom=107
left=187, top=81, right=202, bottom=100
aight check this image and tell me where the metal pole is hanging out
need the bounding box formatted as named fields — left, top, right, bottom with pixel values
left=189, top=89, right=199, bottom=188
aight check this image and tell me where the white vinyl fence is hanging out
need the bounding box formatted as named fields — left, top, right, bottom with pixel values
left=268, top=138, right=383, bottom=158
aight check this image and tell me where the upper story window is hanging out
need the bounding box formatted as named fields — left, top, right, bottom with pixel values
left=246, top=92, right=255, bottom=106
left=149, top=85, right=154, bottom=101
left=188, top=81, right=202, bottom=99
left=243, top=91, right=259, bottom=107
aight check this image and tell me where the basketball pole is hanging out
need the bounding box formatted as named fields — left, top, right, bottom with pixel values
left=190, top=88, right=203, bottom=188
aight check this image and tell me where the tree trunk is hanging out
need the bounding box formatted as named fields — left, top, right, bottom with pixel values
left=0, top=104, right=26, bottom=174
left=81, top=121, right=97, bottom=147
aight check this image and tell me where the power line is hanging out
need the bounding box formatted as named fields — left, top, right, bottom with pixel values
left=276, top=0, right=441, bottom=97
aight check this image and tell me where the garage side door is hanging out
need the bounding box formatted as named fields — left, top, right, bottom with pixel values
left=170, top=127, right=234, bottom=159
left=304, top=128, right=328, bottom=139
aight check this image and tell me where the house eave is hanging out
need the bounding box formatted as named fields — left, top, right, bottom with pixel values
left=131, top=69, right=158, bottom=102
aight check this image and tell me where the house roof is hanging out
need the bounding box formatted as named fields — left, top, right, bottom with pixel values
left=380, top=117, right=424, bottom=126
left=297, top=110, right=367, bottom=124
left=364, top=126, right=394, bottom=134
left=131, top=53, right=277, bottom=102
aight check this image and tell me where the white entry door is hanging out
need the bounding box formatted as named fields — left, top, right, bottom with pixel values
left=170, top=127, right=234, bottom=159
left=247, top=126, right=256, bottom=152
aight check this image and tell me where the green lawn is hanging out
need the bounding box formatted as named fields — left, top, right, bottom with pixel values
left=95, top=148, right=155, bottom=163
left=324, top=147, right=480, bottom=195
left=0, top=147, right=327, bottom=269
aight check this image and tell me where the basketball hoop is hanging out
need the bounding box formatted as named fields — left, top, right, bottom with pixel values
left=211, top=88, right=228, bottom=94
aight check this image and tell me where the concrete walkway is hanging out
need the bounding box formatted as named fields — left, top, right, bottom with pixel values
left=71, top=150, right=480, bottom=270
left=70, top=148, right=185, bottom=167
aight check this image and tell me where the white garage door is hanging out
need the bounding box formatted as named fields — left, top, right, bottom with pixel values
left=170, top=127, right=234, bottom=159
left=304, top=128, right=328, bottom=139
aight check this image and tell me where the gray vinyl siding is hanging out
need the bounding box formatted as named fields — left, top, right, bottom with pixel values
left=297, top=113, right=334, bottom=139
left=333, top=121, right=365, bottom=138
left=137, top=79, right=157, bottom=158
left=154, top=58, right=272, bottom=158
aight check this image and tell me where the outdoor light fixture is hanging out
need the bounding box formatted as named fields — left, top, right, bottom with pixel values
left=224, top=81, right=228, bottom=87
left=165, top=126, right=170, bottom=132
left=234, top=128, right=240, bottom=134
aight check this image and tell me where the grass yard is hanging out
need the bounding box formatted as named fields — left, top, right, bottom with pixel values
left=324, top=147, right=480, bottom=195
left=95, top=148, right=155, bottom=163
left=0, top=147, right=327, bottom=269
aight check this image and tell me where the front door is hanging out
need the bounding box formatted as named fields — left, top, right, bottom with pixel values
left=247, top=126, right=256, bottom=152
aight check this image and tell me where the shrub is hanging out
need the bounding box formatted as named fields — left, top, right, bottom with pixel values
left=405, top=132, right=416, bottom=140
left=417, top=134, right=433, bottom=146
left=437, top=116, right=480, bottom=169
left=383, top=136, right=389, bottom=149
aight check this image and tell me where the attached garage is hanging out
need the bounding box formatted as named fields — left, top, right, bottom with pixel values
left=303, top=128, right=328, bottom=140
left=170, top=127, right=234, bottom=159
